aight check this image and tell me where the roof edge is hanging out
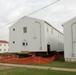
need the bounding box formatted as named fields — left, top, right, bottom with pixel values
left=44, top=21, right=63, bottom=35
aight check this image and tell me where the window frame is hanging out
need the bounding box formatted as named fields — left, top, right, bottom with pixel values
left=23, top=27, right=27, bottom=33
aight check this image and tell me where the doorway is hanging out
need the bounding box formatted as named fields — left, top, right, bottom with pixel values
left=47, top=44, right=50, bottom=54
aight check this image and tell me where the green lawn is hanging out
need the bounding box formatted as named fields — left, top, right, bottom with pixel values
left=0, top=66, right=76, bottom=75
left=35, top=61, right=76, bottom=68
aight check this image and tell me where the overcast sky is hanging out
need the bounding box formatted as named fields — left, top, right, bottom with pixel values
left=0, top=0, right=76, bottom=41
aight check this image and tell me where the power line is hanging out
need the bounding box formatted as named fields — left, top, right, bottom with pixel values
left=0, top=21, right=16, bottom=28
left=0, top=0, right=60, bottom=28
left=27, top=0, right=60, bottom=16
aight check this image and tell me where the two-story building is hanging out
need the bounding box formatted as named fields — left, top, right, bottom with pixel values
left=0, top=40, right=9, bottom=53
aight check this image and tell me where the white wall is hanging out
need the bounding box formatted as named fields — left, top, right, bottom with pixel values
left=44, top=22, right=64, bottom=52
left=63, top=17, right=76, bottom=62
left=9, top=17, right=46, bottom=52
left=0, top=43, right=9, bottom=53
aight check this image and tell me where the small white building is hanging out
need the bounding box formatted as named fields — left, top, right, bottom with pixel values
left=63, top=17, right=76, bottom=62
left=9, top=17, right=63, bottom=54
left=0, top=40, right=9, bottom=53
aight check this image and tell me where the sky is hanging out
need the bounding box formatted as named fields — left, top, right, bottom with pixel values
left=0, top=0, right=76, bottom=41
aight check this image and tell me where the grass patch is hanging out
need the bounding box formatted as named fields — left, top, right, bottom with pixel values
left=35, top=60, right=76, bottom=68
left=0, top=66, right=11, bottom=70
left=0, top=66, right=76, bottom=75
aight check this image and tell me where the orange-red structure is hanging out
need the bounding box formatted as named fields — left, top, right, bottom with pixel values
left=0, top=53, right=63, bottom=64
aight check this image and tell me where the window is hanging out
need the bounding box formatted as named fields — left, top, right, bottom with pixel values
left=4, top=44, right=6, bottom=46
left=23, top=27, right=27, bottom=33
left=13, top=41, right=15, bottom=44
left=46, top=26, right=48, bottom=32
left=13, top=28, right=15, bottom=31
left=26, top=42, right=28, bottom=46
left=58, top=42, right=60, bottom=47
left=0, top=49, right=1, bottom=51
left=0, top=44, right=2, bottom=46
left=47, top=28, right=48, bottom=32
left=4, top=49, right=6, bottom=51
left=22, top=42, right=25, bottom=46
left=58, top=33, right=59, bottom=38
left=51, top=28, right=53, bottom=34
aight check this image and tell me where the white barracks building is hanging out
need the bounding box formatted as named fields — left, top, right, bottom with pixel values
left=9, top=17, right=64, bottom=53
left=0, top=40, right=9, bottom=53
left=63, top=17, right=76, bottom=62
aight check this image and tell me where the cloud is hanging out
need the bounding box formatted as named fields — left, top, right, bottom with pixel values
left=30, top=0, right=76, bottom=33
left=0, top=0, right=76, bottom=40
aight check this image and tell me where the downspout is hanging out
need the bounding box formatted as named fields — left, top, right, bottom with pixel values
left=35, top=21, right=42, bottom=50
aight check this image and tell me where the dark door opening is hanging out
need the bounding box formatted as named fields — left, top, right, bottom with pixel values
left=47, top=45, right=50, bottom=54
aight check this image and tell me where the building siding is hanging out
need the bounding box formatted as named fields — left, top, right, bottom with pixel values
left=63, top=17, right=76, bottom=62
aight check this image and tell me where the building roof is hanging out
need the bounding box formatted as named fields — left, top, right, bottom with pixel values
left=44, top=21, right=63, bottom=35
left=0, top=40, right=9, bottom=43
left=63, top=17, right=76, bottom=26
left=10, top=16, right=63, bottom=35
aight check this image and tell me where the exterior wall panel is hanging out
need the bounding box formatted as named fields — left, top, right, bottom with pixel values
left=63, top=17, right=76, bottom=62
